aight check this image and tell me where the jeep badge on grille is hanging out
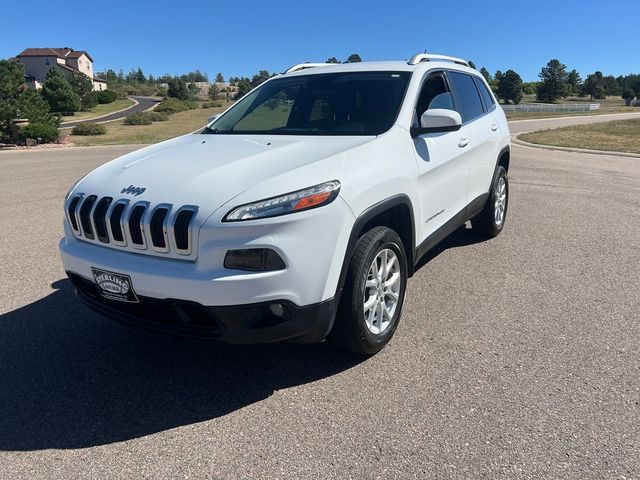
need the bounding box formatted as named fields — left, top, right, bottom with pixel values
left=121, top=185, right=146, bottom=196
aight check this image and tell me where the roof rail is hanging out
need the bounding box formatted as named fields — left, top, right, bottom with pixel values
left=284, top=62, right=336, bottom=74
left=408, top=53, right=470, bottom=67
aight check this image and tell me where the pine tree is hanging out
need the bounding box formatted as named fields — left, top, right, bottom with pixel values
left=41, top=68, right=81, bottom=114
left=536, top=59, right=569, bottom=103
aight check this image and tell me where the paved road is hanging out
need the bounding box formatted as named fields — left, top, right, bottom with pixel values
left=60, top=96, right=160, bottom=128
left=0, top=125, right=639, bottom=478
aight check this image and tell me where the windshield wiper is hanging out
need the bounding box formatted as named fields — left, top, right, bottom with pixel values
left=202, top=126, right=223, bottom=134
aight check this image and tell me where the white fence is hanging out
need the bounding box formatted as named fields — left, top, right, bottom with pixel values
left=501, top=103, right=600, bottom=113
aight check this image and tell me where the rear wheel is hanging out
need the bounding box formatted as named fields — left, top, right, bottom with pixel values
left=329, top=226, right=408, bottom=355
left=471, top=165, right=508, bottom=238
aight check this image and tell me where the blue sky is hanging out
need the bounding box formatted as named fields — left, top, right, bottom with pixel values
left=1, top=0, right=636, bottom=81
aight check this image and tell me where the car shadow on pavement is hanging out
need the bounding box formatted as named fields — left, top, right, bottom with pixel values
left=0, top=279, right=364, bottom=451
left=414, top=223, right=488, bottom=272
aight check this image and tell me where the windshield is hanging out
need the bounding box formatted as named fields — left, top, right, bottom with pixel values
left=204, top=71, right=411, bottom=136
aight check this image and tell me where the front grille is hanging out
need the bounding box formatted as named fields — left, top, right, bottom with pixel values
left=66, top=193, right=198, bottom=257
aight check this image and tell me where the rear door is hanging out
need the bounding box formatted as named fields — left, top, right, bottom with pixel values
left=471, top=76, right=503, bottom=200
left=447, top=71, right=499, bottom=206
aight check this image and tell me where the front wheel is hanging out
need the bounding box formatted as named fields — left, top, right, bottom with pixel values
left=329, top=226, right=408, bottom=355
left=471, top=165, right=508, bottom=238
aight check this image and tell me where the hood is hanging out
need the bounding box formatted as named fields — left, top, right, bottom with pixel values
left=75, top=133, right=373, bottom=214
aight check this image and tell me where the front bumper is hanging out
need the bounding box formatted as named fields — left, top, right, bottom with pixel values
left=68, top=272, right=336, bottom=343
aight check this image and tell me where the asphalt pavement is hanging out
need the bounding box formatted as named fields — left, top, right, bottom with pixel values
left=60, top=96, right=160, bottom=128
left=0, top=117, right=638, bottom=478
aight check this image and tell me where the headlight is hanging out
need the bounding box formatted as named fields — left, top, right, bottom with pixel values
left=223, top=180, right=341, bottom=222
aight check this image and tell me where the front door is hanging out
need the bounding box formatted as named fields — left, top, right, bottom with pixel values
left=412, top=73, right=470, bottom=243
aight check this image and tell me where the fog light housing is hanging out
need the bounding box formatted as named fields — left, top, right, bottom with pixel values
left=224, top=248, right=286, bottom=272
left=269, top=303, right=285, bottom=317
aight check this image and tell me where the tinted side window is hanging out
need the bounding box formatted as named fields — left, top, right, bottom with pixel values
left=448, top=72, right=484, bottom=122
left=473, top=77, right=495, bottom=111
left=414, top=75, right=455, bottom=126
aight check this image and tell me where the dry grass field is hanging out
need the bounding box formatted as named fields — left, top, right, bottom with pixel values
left=64, top=102, right=231, bottom=145
left=519, top=118, right=640, bottom=154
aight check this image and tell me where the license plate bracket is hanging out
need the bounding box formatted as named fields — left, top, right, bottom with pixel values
left=91, top=268, right=139, bottom=303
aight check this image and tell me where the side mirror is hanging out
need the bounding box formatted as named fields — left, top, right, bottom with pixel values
left=410, top=109, right=462, bottom=137
left=207, top=113, right=222, bottom=124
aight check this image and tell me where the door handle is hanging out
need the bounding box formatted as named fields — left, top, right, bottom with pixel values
left=458, top=138, right=469, bottom=148
left=491, top=123, right=498, bottom=132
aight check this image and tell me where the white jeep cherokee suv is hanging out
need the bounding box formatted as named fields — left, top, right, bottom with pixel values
left=60, top=53, right=510, bottom=354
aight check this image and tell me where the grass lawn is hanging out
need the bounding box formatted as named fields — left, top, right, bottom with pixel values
left=65, top=103, right=231, bottom=146
left=61, top=99, right=135, bottom=123
left=519, top=119, right=640, bottom=154
left=504, top=95, right=634, bottom=120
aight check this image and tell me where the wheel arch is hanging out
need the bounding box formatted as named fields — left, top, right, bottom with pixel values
left=497, top=145, right=510, bottom=172
left=335, top=194, right=416, bottom=301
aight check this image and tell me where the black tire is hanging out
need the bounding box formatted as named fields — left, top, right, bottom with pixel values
left=471, top=165, right=509, bottom=238
left=329, top=226, right=408, bottom=355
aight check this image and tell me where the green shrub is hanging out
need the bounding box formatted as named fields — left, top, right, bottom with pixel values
left=155, top=98, right=198, bottom=114
left=97, top=90, right=118, bottom=104
left=124, top=112, right=153, bottom=125
left=146, top=111, right=169, bottom=122
left=81, top=91, right=100, bottom=110
left=18, top=123, right=60, bottom=143
left=201, top=101, right=222, bottom=108
left=122, top=111, right=168, bottom=125
left=71, top=123, right=106, bottom=135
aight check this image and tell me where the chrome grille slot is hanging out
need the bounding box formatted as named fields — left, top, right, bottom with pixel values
left=149, top=205, right=171, bottom=251
left=79, top=195, right=97, bottom=239
left=172, top=207, right=198, bottom=255
left=128, top=204, right=147, bottom=247
left=67, top=195, right=82, bottom=232
left=92, top=197, right=112, bottom=243
left=108, top=200, right=128, bottom=245
left=65, top=194, right=198, bottom=257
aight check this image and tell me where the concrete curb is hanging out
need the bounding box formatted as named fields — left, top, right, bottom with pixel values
left=59, top=97, right=139, bottom=127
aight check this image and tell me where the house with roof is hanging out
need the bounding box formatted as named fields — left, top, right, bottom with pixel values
left=17, top=48, right=108, bottom=91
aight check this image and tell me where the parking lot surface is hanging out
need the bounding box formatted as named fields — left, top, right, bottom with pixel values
left=0, top=135, right=638, bottom=478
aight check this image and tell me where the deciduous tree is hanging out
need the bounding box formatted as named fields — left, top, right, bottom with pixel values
left=622, top=88, right=635, bottom=106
